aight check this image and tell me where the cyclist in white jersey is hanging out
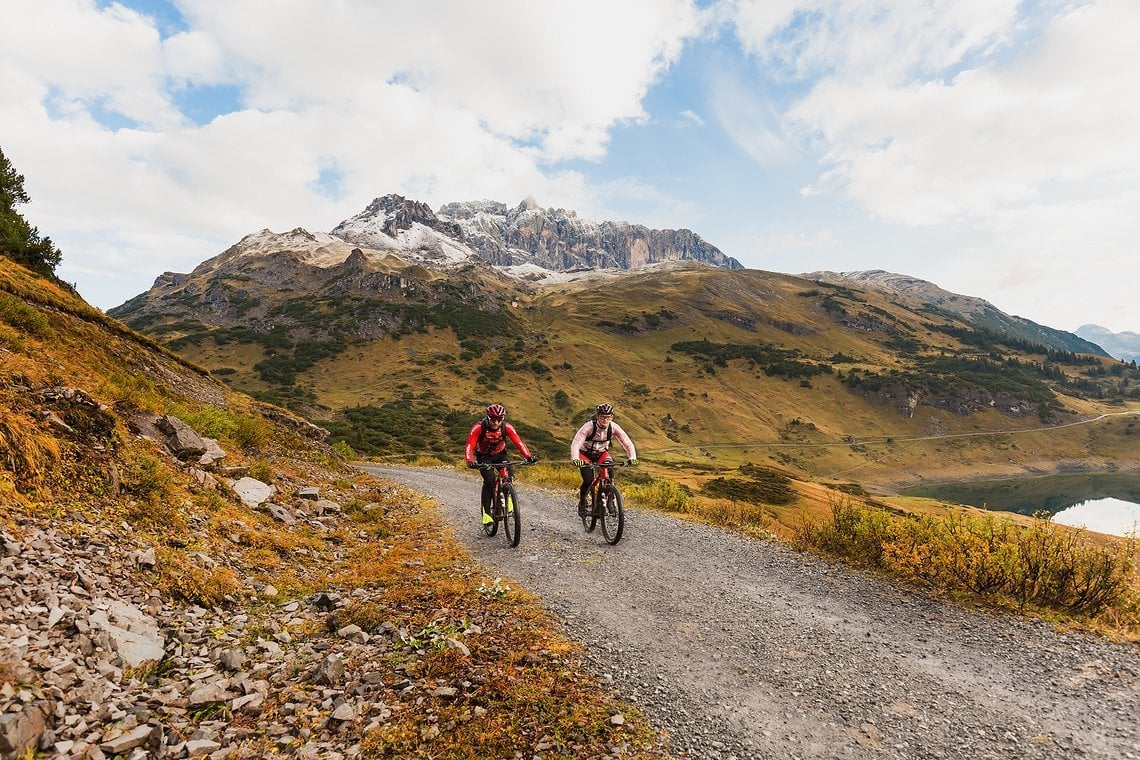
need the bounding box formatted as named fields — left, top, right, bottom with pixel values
left=569, top=403, right=638, bottom=517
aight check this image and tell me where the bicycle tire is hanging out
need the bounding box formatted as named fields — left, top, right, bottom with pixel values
left=502, top=483, right=521, bottom=547
left=600, top=485, right=624, bottom=545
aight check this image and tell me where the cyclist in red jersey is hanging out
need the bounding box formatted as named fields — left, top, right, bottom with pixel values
left=465, top=404, right=538, bottom=523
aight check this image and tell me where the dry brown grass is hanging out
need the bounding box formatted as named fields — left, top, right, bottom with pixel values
left=794, top=496, right=1140, bottom=639
left=0, top=407, right=62, bottom=493
left=325, top=481, right=666, bottom=759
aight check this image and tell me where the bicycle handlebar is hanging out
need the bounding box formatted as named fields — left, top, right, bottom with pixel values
left=474, top=460, right=534, bottom=469
left=572, top=460, right=632, bottom=469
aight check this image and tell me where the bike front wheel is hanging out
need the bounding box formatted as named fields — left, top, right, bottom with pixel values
left=502, top=483, right=521, bottom=548
left=600, top=486, right=624, bottom=545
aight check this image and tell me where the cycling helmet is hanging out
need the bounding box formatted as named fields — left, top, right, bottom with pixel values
left=486, top=403, right=506, bottom=420
left=595, top=403, right=614, bottom=415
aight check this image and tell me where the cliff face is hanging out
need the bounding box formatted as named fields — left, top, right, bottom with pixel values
left=436, top=196, right=741, bottom=271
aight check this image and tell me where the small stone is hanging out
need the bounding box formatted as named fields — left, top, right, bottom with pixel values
left=331, top=703, right=356, bottom=721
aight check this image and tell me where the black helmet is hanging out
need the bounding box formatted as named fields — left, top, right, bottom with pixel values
left=486, top=403, right=506, bottom=420
left=595, top=403, right=614, bottom=415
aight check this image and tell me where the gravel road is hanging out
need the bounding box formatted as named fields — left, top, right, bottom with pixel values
left=360, top=465, right=1140, bottom=760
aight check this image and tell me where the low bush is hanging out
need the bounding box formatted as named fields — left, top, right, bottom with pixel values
left=626, top=477, right=690, bottom=512
left=0, top=291, right=52, bottom=337
left=794, top=497, right=1139, bottom=618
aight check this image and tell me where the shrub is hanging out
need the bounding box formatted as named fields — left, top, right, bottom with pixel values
left=794, top=497, right=1138, bottom=616
left=626, top=478, right=690, bottom=512
left=0, top=291, right=51, bottom=336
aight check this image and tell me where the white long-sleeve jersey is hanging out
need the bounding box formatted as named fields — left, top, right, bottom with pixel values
left=570, top=417, right=636, bottom=460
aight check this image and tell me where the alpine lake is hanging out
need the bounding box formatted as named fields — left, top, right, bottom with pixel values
left=900, top=471, right=1140, bottom=537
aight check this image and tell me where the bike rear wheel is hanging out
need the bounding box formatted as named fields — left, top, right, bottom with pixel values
left=501, top=483, right=521, bottom=547
left=600, top=485, right=624, bottom=545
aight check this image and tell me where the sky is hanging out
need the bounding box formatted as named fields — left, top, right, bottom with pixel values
left=1, top=0, right=1137, bottom=335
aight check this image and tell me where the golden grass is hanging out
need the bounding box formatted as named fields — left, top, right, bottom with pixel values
left=0, top=408, right=62, bottom=492
left=794, top=496, right=1140, bottom=638
left=329, top=482, right=665, bottom=759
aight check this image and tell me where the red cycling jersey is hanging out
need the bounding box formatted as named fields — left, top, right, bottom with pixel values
left=465, top=420, right=532, bottom=462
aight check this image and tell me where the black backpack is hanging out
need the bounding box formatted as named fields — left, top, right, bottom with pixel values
left=588, top=416, right=613, bottom=444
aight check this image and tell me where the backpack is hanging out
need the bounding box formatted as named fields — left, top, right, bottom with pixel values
left=588, top=416, right=613, bottom=444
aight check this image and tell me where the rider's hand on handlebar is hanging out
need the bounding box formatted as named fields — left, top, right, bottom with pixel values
left=466, top=461, right=478, bottom=469
left=628, top=458, right=638, bottom=466
left=526, top=454, right=539, bottom=464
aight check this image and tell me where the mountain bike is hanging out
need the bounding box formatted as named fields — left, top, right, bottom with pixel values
left=576, top=460, right=628, bottom=545
left=476, top=460, right=531, bottom=548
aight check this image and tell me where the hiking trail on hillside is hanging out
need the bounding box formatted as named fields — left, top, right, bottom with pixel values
left=362, top=465, right=1140, bottom=760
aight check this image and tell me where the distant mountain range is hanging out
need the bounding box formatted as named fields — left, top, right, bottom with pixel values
left=800, top=270, right=1109, bottom=358
left=1075, top=324, right=1140, bottom=362
left=326, top=193, right=740, bottom=273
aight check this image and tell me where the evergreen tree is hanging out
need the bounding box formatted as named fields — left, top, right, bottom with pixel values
left=0, top=146, right=63, bottom=276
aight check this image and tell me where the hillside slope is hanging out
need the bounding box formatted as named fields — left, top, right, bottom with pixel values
left=110, top=236, right=1140, bottom=492
left=801, top=269, right=1109, bottom=357
left=0, top=257, right=665, bottom=758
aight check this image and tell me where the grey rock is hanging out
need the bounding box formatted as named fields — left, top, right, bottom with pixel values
left=232, top=477, right=275, bottom=507
left=217, top=648, right=245, bottom=672
left=88, top=600, right=165, bottom=668
left=99, top=724, right=153, bottom=754
left=0, top=704, right=47, bottom=758
left=315, top=654, right=345, bottom=686
left=155, top=415, right=209, bottom=459
left=198, top=437, right=227, bottom=466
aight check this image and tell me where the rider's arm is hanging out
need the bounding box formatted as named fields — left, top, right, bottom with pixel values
left=569, top=422, right=589, bottom=460
left=610, top=422, right=637, bottom=461
left=464, top=422, right=482, bottom=464
left=503, top=423, right=532, bottom=459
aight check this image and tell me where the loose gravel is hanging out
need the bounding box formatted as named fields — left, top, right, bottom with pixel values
left=364, top=465, right=1140, bottom=760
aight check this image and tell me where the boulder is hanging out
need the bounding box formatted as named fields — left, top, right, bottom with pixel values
left=88, top=599, right=165, bottom=668
left=0, top=704, right=47, bottom=758
left=156, top=415, right=209, bottom=459
left=232, top=477, right=275, bottom=507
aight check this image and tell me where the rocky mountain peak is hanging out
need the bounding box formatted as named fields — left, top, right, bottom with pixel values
left=430, top=196, right=740, bottom=272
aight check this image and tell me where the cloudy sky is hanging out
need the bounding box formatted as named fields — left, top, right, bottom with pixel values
left=1, top=0, right=1137, bottom=334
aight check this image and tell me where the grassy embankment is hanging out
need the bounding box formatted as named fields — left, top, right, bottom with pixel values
left=0, top=258, right=670, bottom=758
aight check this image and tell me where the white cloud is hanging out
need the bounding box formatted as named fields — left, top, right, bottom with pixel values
left=679, top=109, right=705, bottom=127
left=0, top=0, right=708, bottom=308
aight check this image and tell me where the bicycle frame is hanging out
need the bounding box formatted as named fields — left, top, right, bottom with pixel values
left=577, top=460, right=628, bottom=512
left=575, top=460, right=628, bottom=544
left=476, top=460, right=530, bottom=515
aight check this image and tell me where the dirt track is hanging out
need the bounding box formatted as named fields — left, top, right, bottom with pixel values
left=361, top=465, right=1140, bottom=760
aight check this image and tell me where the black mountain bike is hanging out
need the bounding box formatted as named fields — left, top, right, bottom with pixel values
left=577, top=460, right=628, bottom=545
left=476, top=460, right=531, bottom=548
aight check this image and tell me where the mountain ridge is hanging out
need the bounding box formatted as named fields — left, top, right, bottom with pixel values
left=1076, top=323, right=1140, bottom=362
left=800, top=269, right=1108, bottom=357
